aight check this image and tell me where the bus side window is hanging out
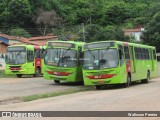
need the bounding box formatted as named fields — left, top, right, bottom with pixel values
left=149, top=49, right=153, bottom=60
left=28, top=50, right=34, bottom=62
left=134, top=47, right=138, bottom=60
left=146, top=49, right=149, bottom=59
left=35, top=49, right=40, bottom=58
left=142, top=48, right=145, bottom=60
left=124, top=46, right=130, bottom=60
left=118, top=45, right=124, bottom=66
left=153, top=49, right=157, bottom=60
left=41, top=48, right=46, bottom=58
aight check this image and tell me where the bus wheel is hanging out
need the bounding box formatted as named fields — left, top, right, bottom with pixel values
left=124, top=74, right=131, bottom=88
left=16, top=74, right=22, bottom=78
left=141, top=71, right=150, bottom=83
left=35, top=67, right=41, bottom=77
left=54, top=80, right=60, bottom=84
left=95, top=85, right=101, bottom=90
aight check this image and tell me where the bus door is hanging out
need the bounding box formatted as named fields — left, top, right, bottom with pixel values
left=27, top=49, right=35, bottom=74
left=129, top=46, right=136, bottom=73
left=118, top=45, right=126, bottom=78
left=34, top=47, right=41, bottom=71
left=150, top=49, right=154, bottom=71
left=124, top=45, right=131, bottom=73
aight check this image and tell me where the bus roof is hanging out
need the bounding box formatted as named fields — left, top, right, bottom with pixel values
left=8, top=44, right=42, bottom=48
left=47, top=40, right=85, bottom=44
left=85, top=40, right=155, bottom=49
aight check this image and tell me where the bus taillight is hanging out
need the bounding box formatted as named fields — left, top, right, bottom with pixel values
left=87, top=74, right=115, bottom=79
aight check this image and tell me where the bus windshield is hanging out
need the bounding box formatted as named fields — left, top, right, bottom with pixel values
left=83, top=48, right=118, bottom=70
left=44, top=48, right=77, bottom=67
left=5, top=47, right=26, bottom=65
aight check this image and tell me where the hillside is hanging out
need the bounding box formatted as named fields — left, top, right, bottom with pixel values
left=0, top=0, right=160, bottom=50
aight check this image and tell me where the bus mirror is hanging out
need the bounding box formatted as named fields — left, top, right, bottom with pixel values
left=41, top=49, right=47, bottom=58
left=78, top=51, right=81, bottom=58
left=119, top=49, right=122, bottom=59
left=78, top=52, right=84, bottom=60
left=77, top=51, right=83, bottom=65
left=78, top=58, right=84, bottom=65
left=78, top=47, right=82, bottom=58
left=62, top=56, right=70, bottom=60
left=79, top=58, right=83, bottom=62
left=42, top=48, right=46, bottom=53
left=100, top=59, right=106, bottom=65
left=42, top=48, right=45, bottom=52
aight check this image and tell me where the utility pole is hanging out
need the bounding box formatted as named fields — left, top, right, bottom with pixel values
left=82, top=23, right=85, bottom=42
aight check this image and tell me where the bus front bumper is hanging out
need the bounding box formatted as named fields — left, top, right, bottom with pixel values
left=44, top=72, right=78, bottom=82
left=83, top=73, right=126, bottom=86
left=5, top=70, right=26, bottom=75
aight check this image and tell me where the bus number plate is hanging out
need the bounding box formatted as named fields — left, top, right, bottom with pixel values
left=56, top=75, right=61, bottom=78
left=97, top=81, right=105, bottom=84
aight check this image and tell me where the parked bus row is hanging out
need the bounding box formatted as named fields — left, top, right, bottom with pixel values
left=5, top=41, right=158, bottom=89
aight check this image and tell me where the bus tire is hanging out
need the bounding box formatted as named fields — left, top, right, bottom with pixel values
left=124, top=74, right=131, bottom=88
left=54, top=80, right=60, bottom=84
left=16, top=74, right=22, bottom=78
left=95, top=85, right=101, bottom=90
left=141, top=71, right=150, bottom=83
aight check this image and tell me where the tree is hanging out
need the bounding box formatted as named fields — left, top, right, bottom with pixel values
left=9, top=28, right=31, bottom=38
left=141, top=12, right=160, bottom=52
left=96, top=26, right=129, bottom=41
left=84, top=24, right=102, bottom=42
left=7, top=0, right=32, bottom=27
left=101, top=3, right=132, bottom=26
left=34, top=9, right=63, bottom=36
left=77, top=24, right=128, bottom=43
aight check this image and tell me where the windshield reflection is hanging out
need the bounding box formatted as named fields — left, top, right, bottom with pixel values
left=44, top=48, right=77, bottom=67
left=5, top=51, right=26, bottom=64
left=83, top=49, right=118, bottom=70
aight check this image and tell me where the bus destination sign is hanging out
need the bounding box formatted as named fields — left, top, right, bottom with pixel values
left=48, top=42, right=75, bottom=48
left=84, top=42, right=115, bottom=49
left=7, top=47, right=26, bottom=52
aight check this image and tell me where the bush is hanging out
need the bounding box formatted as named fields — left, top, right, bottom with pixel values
left=77, top=24, right=129, bottom=42
left=9, top=28, right=31, bottom=38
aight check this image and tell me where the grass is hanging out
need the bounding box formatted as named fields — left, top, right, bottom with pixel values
left=22, top=87, right=94, bottom=102
left=0, top=70, right=15, bottom=78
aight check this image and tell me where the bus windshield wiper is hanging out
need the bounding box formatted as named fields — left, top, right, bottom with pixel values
left=16, top=51, right=21, bottom=57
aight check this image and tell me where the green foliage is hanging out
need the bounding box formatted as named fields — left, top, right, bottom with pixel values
left=9, top=28, right=31, bottom=38
left=101, top=3, right=132, bottom=26
left=97, top=26, right=129, bottom=41
left=141, top=12, right=160, bottom=52
left=78, top=24, right=128, bottom=43
left=5, top=0, right=32, bottom=27
left=121, top=21, right=134, bottom=29
left=0, top=0, right=159, bottom=28
left=23, top=87, right=93, bottom=102
left=84, top=24, right=102, bottom=42
left=0, top=0, right=159, bottom=46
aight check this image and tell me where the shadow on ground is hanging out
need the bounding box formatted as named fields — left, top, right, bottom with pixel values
left=92, top=80, right=156, bottom=90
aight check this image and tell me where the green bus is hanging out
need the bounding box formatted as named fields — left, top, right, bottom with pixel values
left=82, top=41, right=158, bottom=89
left=43, top=41, right=85, bottom=83
left=5, top=45, right=44, bottom=77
